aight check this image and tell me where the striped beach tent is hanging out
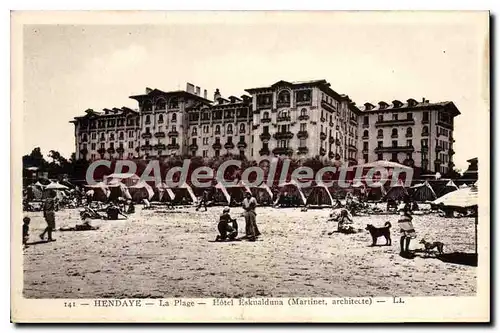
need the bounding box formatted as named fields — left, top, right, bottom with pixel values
left=410, top=181, right=437, bottom=202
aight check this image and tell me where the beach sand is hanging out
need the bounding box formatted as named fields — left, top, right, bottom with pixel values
left=22, top=206, right=477, bottom=298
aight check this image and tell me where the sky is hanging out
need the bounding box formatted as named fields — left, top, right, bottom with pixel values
left=21, top=12, right=489, bottom=171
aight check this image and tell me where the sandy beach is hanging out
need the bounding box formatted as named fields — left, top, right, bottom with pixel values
left=22, top=206, right=477, bottom=298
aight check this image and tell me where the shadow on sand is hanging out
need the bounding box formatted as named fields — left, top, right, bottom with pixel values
left=436, top=252, right=478, bottom=267
left=25, top=240, right=54, bottom=246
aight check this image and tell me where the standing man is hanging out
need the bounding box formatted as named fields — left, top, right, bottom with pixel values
left=196, top=190, right=209, bottom=212
left=40, top=190, right=57, bottom=242
left=242, top=192, right=260, bottom=241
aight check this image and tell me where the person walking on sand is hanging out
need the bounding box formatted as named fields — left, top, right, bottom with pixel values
left=398, top=209, right=416, bottom=257
left=40, top=190, right=57, bottom=241
left=196, top=190, right=209, bottom=212
left=242, top=192, right=260, bottom=241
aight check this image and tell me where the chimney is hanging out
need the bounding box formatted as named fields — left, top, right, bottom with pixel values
left=214, top=88, right=221, bottom=101
left=204, top=89, right=207, bottom=100
left=145, top=87, right=153, bottom=94
left=186, top=82, right=195, bottom=94
left=195, top=86, right=201, bottom=96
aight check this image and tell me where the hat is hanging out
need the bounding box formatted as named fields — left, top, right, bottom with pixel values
left=223, top=207, right=230, bottom=213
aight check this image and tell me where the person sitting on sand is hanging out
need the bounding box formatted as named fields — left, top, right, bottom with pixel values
left=60, top=212, right=99, bottom=232
left=127, top=201, right=135, bottom=214
left=328, top=208, right=355, bottom=234
left=215, top=207, right=238, bottom=241
left=332, top=199, right=342, bottom=209
left=398, top=209, right=416, bottom=256
left=23, top=217, right=30, bottom=246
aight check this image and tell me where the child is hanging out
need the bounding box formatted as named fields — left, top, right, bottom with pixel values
left=215, top=207, right=238, bottom=241
left=23, top=217, right=30, bottom=246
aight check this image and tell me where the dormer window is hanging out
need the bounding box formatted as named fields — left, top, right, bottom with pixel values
left=392, top=100, right=403, bottom=108
left=407, top=98, right=418, bottom=107
left=378, top=101, right=389, bottom=110
left=364, top=103, right=375, bottom=111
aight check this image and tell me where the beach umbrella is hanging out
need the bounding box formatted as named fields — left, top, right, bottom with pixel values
left=45, top=181, right=69, bottom=190
left=354, top=160, right=413, bottom=170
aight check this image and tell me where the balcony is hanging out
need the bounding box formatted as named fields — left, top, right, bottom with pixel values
left=296, top=99, right=311, bottom=106
left=435, top=146, right=443, bottom=152
left=97, top=148, right=106, bottom=155
left=80, top=148, right=88, bottom=155
left=189, top=144, right=198, bottom=151
left=362, top=149, right=368, bottom=154
left=297, top=131, right=309, bottom=139
left=154, top=132, right=165, bottom=138
left=257, top=103, right=272, bottom=110
left=168, top=131, right=179, bottom=137
left=449, top=148, right=455, bottom=155
left=167, top=143, right=180, bottom=150
left=321, top=100, right=336, bottom=112
left=350, top=118, right=358, bottom=126
left=261, top=118, right=272, bottom=123
left=276, top=116, right=291, bottom=122
left=237, top=142, right=247, bottom=149
left=320, top=132, right=327, bottom=141
left=335, top=139, right=341, bottom=146
left=272, top=147, right=293, bottom=156
left=421, top=147, right=428, bottom=153
left=328, top=151, right=335, bottom=159
left=375, top=119, right=415, bottom=127
left=362, top=123, right=369, bottom=129
left=421, top=131, right=429, bottom=137
left=391, top=134, right=399, bottom=138
left=274, top=131, right=294, bottom=140
left=141, top=144, right=153, bottom=151
left=142, top=132, right=152, bottom=139
left=435, top=159, right=442, bottom=165
left=259, top=132, right=271, bottom=141
left=329, top=136, right=335, bottom=144
left=135, top=146, right=140, bottom=152
left=224, top=142, right=235, bottom=149
left=259, top=148, right=270, bottom=156
left=362, top=135, right=369, bottom=140
left=99, top=136, right=106, bottom=142
left=298, top=115, right=310, bottom=121
left=298, top=146, right=309, bottom=154
left=212, top=142, right=222, bottom=150
left=277, top=101, right=290, bottom=108
left=374, top=145, right=415, bottom=153
left=437, top=120, right=453, bottom=129
left=320, top=147, right=326, bottom=156
left=348, top=144, right=358, bottom=152
left=107, top=147, right=115, bottom=154
left=155, top=144, right=166, bottom=151
left=335, top=153, right=341, bottom=160
left=406, top=133, right=413, bottom=138
left=116, top=147, right=125, bottom=154
left=320, top=117, right=326, bottom=123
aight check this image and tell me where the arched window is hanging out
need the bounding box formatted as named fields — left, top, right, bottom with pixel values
left=158, top=114, right=164, bottom=123
left=100, top=133, right=106, bottom=141
left=406, top=127, right=413, bottom=137
left=391, top=128, right=398, bottom=137
left=377, top=129, right=383, bottom=137
left=300, top=108, right=307, bottom=116
left=278, top=90, right=290, bottom=104
left=239, top=124, right=245, bottom=133
left=422, top=126, right=429, bottom=135
left=145, top=115, right=151, bottom=124
left=82, top=133, right=88, bottom=142
left=156, top=98, right=166, bottom=110
left=279, top=110, right=289, bottom=118
left=363, top=130, right=369, bottom=138
left=192, top=127, right=197, bottom=136
left=119, top=132, right=124, bottom=140
left=169, top=98, right=178, bottom=109
left=215, top=125, right=221, bottom=135
left=227, top=124, right=233, bottom=134
left=171, top=113, right=177, bottom=123
left=110, top=133, right=115, bottom=141
left=143, top=100, right=153, bottom=111
left=263, top=111, right=270, bottom=119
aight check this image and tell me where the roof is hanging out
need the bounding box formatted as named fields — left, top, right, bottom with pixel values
left=129, top=88, right=212, bottom=104
left=358, top=100, right=461, bottom=117
left=70, top=107, right=139, bottom=122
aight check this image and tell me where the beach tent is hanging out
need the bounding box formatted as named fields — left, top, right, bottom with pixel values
left=366, top=182, right=386, bottom=201
left=251, top=183, right=274, bottom=206
left=410, top=181, right=437, bottom=202
left=151, top=183, right=174, bottom=202
left=34, top=181, right=46, bottom=189
left=171, top=183, right=197, bottom=205
left=432, top=184, right=479, bottom=253
left=459, top=183, right=469, bottom=189
left=45, top=181, right=69, bottom=190
left=85, top=182, right=110, bottom=201
left=306, top=183, right=335, bottom=208
left=351, top=181, right=366, bottom=197
left=213, top=182, right=231, bottom=205
left=328, top=181, right=349, bottom=200
left=436, top=180, right=459, bottom=198
left=274, top=180, right=307, bottom=206
left=103, top=173, right=140, bottom=187
left=383, top=181, right=409, bottom=202
left=129, top=181, right=154, bottom=202
left=107, top=181, right=132, bottom=201
left=225, top=181, right=252, bottom=205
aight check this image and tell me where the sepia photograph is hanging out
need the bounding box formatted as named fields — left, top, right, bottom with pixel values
left=10, top=10, right=490, bottom=322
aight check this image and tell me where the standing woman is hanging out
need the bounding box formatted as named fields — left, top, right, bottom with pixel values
left=398, top=209, right=416, bottom=256
left=40, top=190, right=57, bottom=241
left=242, top=192, right=260, bottom=241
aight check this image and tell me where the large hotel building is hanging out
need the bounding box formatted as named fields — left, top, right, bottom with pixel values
left=71, top=79, right=460, bottom=174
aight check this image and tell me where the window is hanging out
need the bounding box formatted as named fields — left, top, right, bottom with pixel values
left=422, top=126, right=429, bottom=135
left=91, top=132, right=96, bottom=140
left=227, top=124, right=233, bottom=134
left=392, top=153, right=398, bottom=161
left=215, top=125, right=221, bottom=135
left=145, top=127, right=150, bottom=134
left=364, top=154, right=369, bottom=163
left=100, top=143, right=105, bottom=149
left=377, top=129, right=383, bottom=137
left=407, top=113, right=413, bottom=120
left=169, top=98, right=178, bottom=109
left=391, top=128, right=398, bottom=137
left=423, top=111, right=429, bottom=122
left=263, top=126, right=269, bottom=134
left=203, top=150, right=208, bottom=158
left=128, top=131, right=134, bottom=138
left=392, top=113, right=398, bottom=121
left=215, top=150, right=220, bottom=157
left=91, top=143, right=96, bottom=150
left=378, top=114, right=383, bottom=122
left=128, top=142, right=133, bottom=148
left=158, top=126, right=163, bottom=132
left=239, top=135, right=245, bottom=142
left=227, top=136, right=233, bottom=144
left=110, top=133, right=115, bottom=141
left=406, top=127, right=412, bottom=137
left=143, top=100, right=153, bottom=111
left=171, top=138, right=176, bottom=145
left=145, top=115, right=151, bottom=124
left=407, top=139, right=412, bottom=147
left=171, top=113, right=177, bottom=123
left=377, top=153, right=383, bottom=160
left=279, top=110, right=289, bottom=119
left=203, top=138, right=209, bottom=145
left=300, top=109, right=307, bottom=116
left=145, top=140, right=149, bottom=146
left=363, top=142, right=368, bottom=150
left=158, top=114, right=164, bottom=123
left=156, top=99, right=166, bottom=110
left=392, top=140, right=397, bottom=147
left=192, top=127, right=198, bottom=136
left=239, top=124, right=245, bottom=133
left=377, top=141, right=383, bottom=148
left=363, top=130, right=369, bottom=138
left=263, top=111, right=270, bottom=119
left=192, top=138, right=197, bottom=145
left=204, top=125, right=209, bottom=133
left=171, top=125, right=176, bottom=132
left=278, top=90, right=290, bottom=104
left=278, top=140, right=288, bottom=148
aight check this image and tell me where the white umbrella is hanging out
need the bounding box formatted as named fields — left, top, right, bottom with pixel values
left=45, top=182, right=69, bottom=190
left=432, top=185, right=478, bottom=208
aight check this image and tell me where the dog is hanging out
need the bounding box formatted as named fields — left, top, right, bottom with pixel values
left=419, top=239, right=445, bottom=255
left=365, top=222, right=392, bottom=246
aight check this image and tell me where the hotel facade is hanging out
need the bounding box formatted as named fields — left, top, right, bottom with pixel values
left=71, top=79, right=460, bottom=174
